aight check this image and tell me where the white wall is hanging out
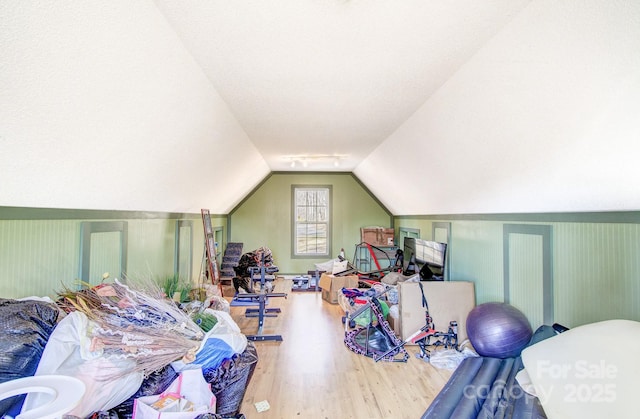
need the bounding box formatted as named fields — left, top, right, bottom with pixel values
left=356, top=0, right=640, bottom=215
left=0, top=1, right=269, bottom=214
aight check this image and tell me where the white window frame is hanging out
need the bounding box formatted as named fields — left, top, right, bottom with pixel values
left=292, top=185, right=331, bottom=257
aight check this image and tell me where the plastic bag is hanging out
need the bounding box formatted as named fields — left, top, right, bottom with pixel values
left=428, top=347, right=478, bottom=370
left=132, top=368, right=216, bottom=418
left=332, top=259, right=348, bottom=274
left=0, top=298, right=60, bottom=417
left=109, top=364, right=179, bottom=419
left=173, top=311, right=247, bottom=373
left=206, top=295, right=230, bottom=313
left=199, top=311, right=246, bottom=355
left=22, top=311, right=144, bottom=418
left=386, top=286, right=398, bottom=305
left=202, top=342, right=258, bottom=417
left=314, top=257, right=341, bottom=273
left=191, top=339, right=235, bottom=372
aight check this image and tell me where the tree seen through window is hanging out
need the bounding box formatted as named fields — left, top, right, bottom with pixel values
left=294, top=187, right=330, bottom=256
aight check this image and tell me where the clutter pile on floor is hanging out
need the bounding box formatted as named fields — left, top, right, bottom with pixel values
left=0, top=278, right=257, bottom=419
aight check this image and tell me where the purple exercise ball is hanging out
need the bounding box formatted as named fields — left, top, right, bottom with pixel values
left=466, top=302, right=533, bottom=358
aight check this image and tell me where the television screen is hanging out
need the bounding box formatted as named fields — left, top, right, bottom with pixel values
left=403, top=237, right=447, bottom=280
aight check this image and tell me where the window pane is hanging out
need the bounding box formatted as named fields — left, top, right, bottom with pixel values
left=296, top=190, right=306, bottom=204
left=296, top=206, right=307, bottom=222
left=308, top=207, right=317, bottom=222
left=296, top=238, right=306, bottom=254
left=307, top=242, right=315, bottom=254
left=316, top=227, right=327, bottom=253
left=293, top=186, right=330, bottom=256
left=317, top=207, right=327, bottom=222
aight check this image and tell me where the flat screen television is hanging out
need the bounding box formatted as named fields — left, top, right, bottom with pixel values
left=403, top=237, right=447, bottom=280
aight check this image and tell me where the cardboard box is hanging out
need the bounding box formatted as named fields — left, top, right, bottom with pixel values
left=386, top=313, right=398, bottom=333
left=396, top=281, right=475, bottom=344
left=361, top=227, right=395, bottom=247
left=318, top=273, right=359, bottom=304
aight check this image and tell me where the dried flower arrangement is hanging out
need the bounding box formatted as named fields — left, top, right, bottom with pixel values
left=58, top=278, right=205, bottom=377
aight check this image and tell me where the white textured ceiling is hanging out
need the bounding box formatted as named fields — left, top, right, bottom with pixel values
left=3, top=1, right=637, bottom=215
left=154, top=0, right=531, bottom=171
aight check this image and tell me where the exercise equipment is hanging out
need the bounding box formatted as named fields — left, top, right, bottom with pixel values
left=348, top=242, right=400, bottom=280
left=343, top=287, right=409, bottom=362
left=233, top=254, right=287, bottom=342
left=466, top=302, right=533, bottom=358
left=410, top=321, right=459, bottom=361
left=383, top=281, right=459, bottom=361
left=331, top=243, right=403, bottom=282
left=344, top=297, right=409, bottom=362
left=219, top=242, right=243, bottom=284
left=412, top=281, right=458, bottom=360
left=291, top=269, right=324, bottom=292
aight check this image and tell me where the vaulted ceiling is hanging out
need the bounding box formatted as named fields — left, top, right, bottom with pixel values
left=154, top=0, right=531, bottom=172
left=2, top=1, right=639, bottom=215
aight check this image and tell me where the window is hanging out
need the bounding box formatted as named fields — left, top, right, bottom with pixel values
left=293, top=186, right=331, bottom=256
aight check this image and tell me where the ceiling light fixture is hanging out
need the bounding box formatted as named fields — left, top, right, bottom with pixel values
left=282, top=154, right=348, bottom=168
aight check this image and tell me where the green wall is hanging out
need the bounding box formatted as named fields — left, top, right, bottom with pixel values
left=3, top=200, right=639, bottom=332
left=229, top=172, right=392, bottom=274
left=0, top=207, right=226, bottom=299
left=0, top=172, right=390, bottom=299
left=395, top=213, right=640, bottom=329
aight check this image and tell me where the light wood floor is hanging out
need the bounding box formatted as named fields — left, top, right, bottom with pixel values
left=224, top=278, right=452, bottom=419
